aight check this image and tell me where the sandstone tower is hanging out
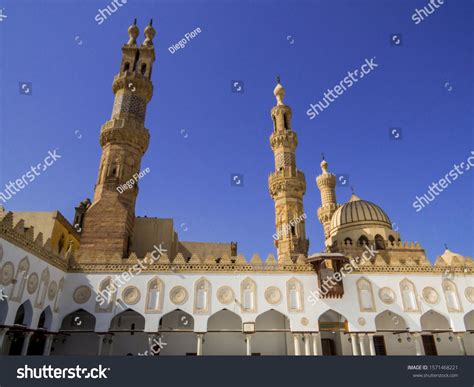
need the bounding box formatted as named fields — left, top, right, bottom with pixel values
left=76, top=20, right=156, bottom=263
left=268, top=79, right=309, bottom=261
left=316, top=158, right=339, bottom=242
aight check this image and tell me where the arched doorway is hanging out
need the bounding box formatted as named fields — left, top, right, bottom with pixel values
left=109, top=309, right=147, bottom=355
left=253, top=309, right=291, bottom=355
left=374, top=310, right=408, bottom=355
left=54, top=309, right=97, bottom=355
left=420, top=310, right=452, bottom=355
left=318, top=310, right=348, bottom=355
left=27, top=306, right=53, bottom=355
left=158, top=309, right=195, bottom=355
left=7, top=301, right=33, bottom=355
left=204, top=309, right=244, bottom=355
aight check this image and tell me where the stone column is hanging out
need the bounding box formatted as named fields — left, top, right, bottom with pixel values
left=245, top=334, right=252, bottom=356
left=20, top=331, right=33, bottom=356
left=312, top=332, right=321, bottom=356
left=293, top=333, right=301, bottom=356
left=358, top=333, right=367, bottom=356
left=304, top=334, right=311, bottom=356
left=42, top=334, right=54, bottom=356
left=412, top=333, right=424, bottom=356
left=0, top=328, right=9, bottom=353
left=196, top=333, right=204, bottom=356
left=97, top=334, right=105, bottom=355
left=367, top=333, right=376, bottom=356
left=456, top=333, right=466, bottom=356
left=350, top=333, right=360, bottom=356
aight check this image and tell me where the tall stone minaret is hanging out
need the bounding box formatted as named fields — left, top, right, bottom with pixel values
left=76, top=20, right=156, bottom=263
left=268, top=78, right=309, bottom=261
left=316, top=158, right=339, bottom=243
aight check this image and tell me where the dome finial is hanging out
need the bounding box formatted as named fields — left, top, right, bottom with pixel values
left=320, top=154, right=328, bottom=174
left=273, top=77, right=285, bottom=105
left=444, top=243, right=449, bottom=251
left=127, top=19, right=139, bottom=46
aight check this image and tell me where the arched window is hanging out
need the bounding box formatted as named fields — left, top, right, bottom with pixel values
left=442, top=280, right=462, bottom=312
left=286, top=278, right=304, bottom=312
left=357, top=278, right=375, bottom=312
left=344, top=237, right=352, bottom=246
left=10, top=257, right=29, bottom=302
left=375, top=235, right=385, bottom=250
left=123, top=62, right=130, bottom=72
left=95, top=277, right=116, bottom=313
left=141, top=63, right=147, bottom=75
left=35, top=268, right=50, bottom=309
left=400, top=279, right=420, bottom=312
left=358, top=236, right=369, bottom=246
left=145, top=277, right=164, bottom=313
left=194, top=277, right=211, bottom=314
left=240, top=278, right=257, bottom=313
left=388, top=235, right=395, bottom=245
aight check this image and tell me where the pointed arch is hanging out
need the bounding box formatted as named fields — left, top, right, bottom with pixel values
left=10, top=256, right=29, bottom=302
left=60, top=308, right=96, bottom=331
left=318, top=309, right=348, bottom=332
left=0, top=297, right=9, bottom=325
left=207, top=309, right=242, bottom=331
left=240, top=277, right=257, bottom=313
left=464, top=310, right=474, bottom=331
left=110, top=309, right=145, bottom=332
left=145, top=276, right=164, bottom=313
left=37, top=306, right=53, bottom=330
left=14, top=300, right=33, bottom=327
left=255, top=309, right=290, bottom=331
left=286, top=277, right=304, bottom=312
left=420, top=310, right=451, bottom=331
left=194, top=277, right=211, bottom=314
left=375, top=310, right=407, bottom=331
left=442, top=279, right=463, bottom=312
left=400, top=278, right=420, bottom=312
left=158, top=309, right=194, bottom=331
left=35, top=267, right=50, bottom=309
left=357, top=277, right=376, bottom=312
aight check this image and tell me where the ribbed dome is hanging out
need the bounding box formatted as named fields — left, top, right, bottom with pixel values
left=330, top=194, right=392, bottom=234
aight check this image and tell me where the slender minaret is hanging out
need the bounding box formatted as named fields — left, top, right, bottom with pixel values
left=76, top=20, right=156, bottom=263
left=316, top=157, right=339, bottom=242
left=268, top=78, right=309, bottom=261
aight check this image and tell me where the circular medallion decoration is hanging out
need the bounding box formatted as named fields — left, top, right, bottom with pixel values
left=27, top=273, right=39, bottom=294
left=73, top=285, right=92, bottom=304
left=170, top=286, right=188, bottom=305
left=422, top=287, right=439, bottom=305
left=122, top=286, right=141, bottom=305
left=379, top=287, right=396, bottom=304
left=465, top=287, right=474, bottom=303
left=217, top=286, right=234, bottom=305
left=265, top=286, right=282, bottom=305
left=48, top=281, right=58, bottom=301
left=300, top=317, right=309, bottom=326
left=358, top=317, right=366, bottom=326
left=0, top=261, right=14, bottom=285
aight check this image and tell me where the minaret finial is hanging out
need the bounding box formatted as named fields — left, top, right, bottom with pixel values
left=277, top=75, right=281, bottom=84
left=350, top=186, right=355, bottom=194
left=273, top=78, right=285, bottom=105
left=127, top=20, right=139, bottom=46
left=149, top=19, right=153, bottom=26
left=143, top=20, right=156, bottom=47
left=444, top=243, right=449, bottom=250
left=321, top=152, right=325, bottom=161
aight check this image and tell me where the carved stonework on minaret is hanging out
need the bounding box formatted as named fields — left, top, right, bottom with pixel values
left=76, top=20, right=156, bottom=264
left=268, top=79, right=309, bottom=261
left=316, top=158, right=339, bottom=243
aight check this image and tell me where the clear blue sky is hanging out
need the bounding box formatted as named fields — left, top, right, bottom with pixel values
left=0, top=0, right=472, bottom=262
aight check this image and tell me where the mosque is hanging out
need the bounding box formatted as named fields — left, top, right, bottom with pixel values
left=0, top=21, right=472, bottom=357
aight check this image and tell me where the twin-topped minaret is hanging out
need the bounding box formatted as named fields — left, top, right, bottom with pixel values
left=268, top=79, right=309, bottom=261
left=316, top=158, right=339, bottom=241
left=76, top=20, right=156, bottom=263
